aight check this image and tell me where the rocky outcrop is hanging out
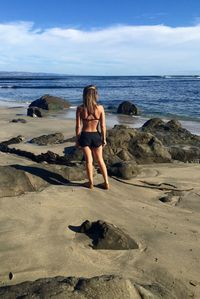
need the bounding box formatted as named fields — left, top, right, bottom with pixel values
left=29, top=94, right=70, bottom=111
left=0, top=274, right=173, bottom=299
left=142, top=118, right=200, bottom=147
left=0, top=163, right=88, bottom=198
left=142, top=118, right=200, bottom=162
left=117, top=101, right=138, bottom=115
left=104, top=125, right=171, bottom=165
left=79, top=220, right=138, bottom=250
left=0, top=135, right=25, bottom=146
left=30, top=133, right=64, bottom=145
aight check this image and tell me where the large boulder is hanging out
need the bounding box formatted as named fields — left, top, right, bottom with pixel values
left=104, top=125, right=171, bottom=164
left=80, top=220, right=138, bottom=250
left=0, top=163, right=89, bottom=198
left=29, top=94, right=70, bottom=111
left=30, top=133, right=64, bottom=146
left=117, top=101, right=138, bottom=115
left=142, top=118, right=200, bottom=147
left=141, top=118, right=200, bottom=162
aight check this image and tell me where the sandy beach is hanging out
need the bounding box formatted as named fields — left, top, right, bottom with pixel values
left=0, top=106, right=200, bottom=298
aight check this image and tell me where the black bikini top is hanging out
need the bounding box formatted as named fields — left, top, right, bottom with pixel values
left=82, top=113, right=100, bottom=121
left=81, top=107, right=100, bottom=121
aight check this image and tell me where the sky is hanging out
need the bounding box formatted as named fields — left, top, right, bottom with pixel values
left=0, top=0, right=200, bottom=75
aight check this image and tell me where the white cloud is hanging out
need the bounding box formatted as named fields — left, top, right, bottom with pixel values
left=0, top=22, right=200, bottom=75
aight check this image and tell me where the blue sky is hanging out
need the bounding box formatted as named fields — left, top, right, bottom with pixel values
left=0, top=0, right=200, bottom=74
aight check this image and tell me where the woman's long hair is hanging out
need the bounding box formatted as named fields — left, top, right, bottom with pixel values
left=83, top=85, right=98, bottom=116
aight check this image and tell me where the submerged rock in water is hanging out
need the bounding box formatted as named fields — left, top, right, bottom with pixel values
left=79, top=219, right=138, bottom=250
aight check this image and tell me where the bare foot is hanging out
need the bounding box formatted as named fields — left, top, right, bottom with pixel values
left=83, top=182, right=94, bottom=189
left=104, top=182, right=110, bottom=190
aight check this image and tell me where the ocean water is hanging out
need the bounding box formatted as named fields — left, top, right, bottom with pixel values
left=0, top=74, right=200, bottom=133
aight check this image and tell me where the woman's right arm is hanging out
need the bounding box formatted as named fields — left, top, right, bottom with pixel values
left=100, top=106, right=107, bottom=146
left=75, top=106, right=81, bottom=146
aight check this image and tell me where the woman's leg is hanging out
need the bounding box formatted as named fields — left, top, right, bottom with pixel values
left=92, top=146, right=109, bottom=187
left=82, top=146, right=93, bottom=187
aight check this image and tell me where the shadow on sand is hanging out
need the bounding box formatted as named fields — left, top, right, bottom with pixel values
left=11, top=164, right=84, bottom=187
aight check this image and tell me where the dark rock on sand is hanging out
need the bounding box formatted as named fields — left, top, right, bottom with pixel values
left=0, top=163, right=88, bottom=198
left=104, top=125, right=171, bottom=164
left=0, top=275, right=164, bottom=299
left=29, top=94, right=70, bottom=111
left=0, top=142, right=70, bottom=165
left=142, top=118, right=200, bottom=147
left=142, top=118, right=200, bottom=162
left=169, top=146, right=200, bottom=163
left=10, top=118, right=27, bottom=123
left=30, top=132, right=64, bottom=145
left=27, top=106, right=46, bottom=117
left=80, top=220, right=138, bottom=250
left=0, top=135, right=25, bottom=146
left=108, top=161, right=140, bottom=179
left=64, top=146, right=84, bottom=162
left=0, top=165, right=47, bottom=197
left=117, top=101, right=138, bottom=115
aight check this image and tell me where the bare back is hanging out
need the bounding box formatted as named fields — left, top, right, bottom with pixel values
left=79, top=105, right=103, bottom=132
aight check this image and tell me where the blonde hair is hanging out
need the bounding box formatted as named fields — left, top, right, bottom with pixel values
left=83, top=85, right=98, bottom=115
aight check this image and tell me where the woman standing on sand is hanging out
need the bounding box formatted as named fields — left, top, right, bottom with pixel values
left=75, top=85, right=109, bottom=189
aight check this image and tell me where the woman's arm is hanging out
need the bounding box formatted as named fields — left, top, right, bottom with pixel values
left=100, top=106, right=107, bottom=146
left=75, top=106, right=81, bottom=146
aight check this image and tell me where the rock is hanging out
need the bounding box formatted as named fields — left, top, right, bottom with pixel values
left=0, top=135, right=25, bottom=146
left=27, top=106, right=45, bottom=117
left=104, top=125, right=171, bottom=164
left=10, top=118, right=27, bottom=123
left=80, top=220, right=138, bottom=250
left=169, top=146, right=200, bottom=163
left=0, top=165, right=46, bottom=198
left=108, top=161, right=140, bottom=179
left=29, top=94, right=70, bottom=111
left=0, top=275, right=161, bottom=299
left=64, top=146, right=84, bottom=162
left=142, top=118, right=165, bottom=129
left=142, top=118, right=200, bottom=147
left=0, top=163, right=89, bottom=198
left=30, top=133, right=64, bottom=146
left=117, top=101, right=138, bottom=115
left=142, top=118, right=200, bottom=163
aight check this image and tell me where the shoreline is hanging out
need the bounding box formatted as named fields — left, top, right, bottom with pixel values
left=1, top=104, right=200, bottom=136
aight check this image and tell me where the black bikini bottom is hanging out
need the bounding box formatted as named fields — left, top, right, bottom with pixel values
left=78, top=131, right=102, bottom=148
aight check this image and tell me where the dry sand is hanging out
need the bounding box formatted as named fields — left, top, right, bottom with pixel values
left=0, top=107, right=200, bottom=298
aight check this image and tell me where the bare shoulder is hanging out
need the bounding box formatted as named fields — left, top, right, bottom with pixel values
left=97, top=104, right=104, bottom=112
